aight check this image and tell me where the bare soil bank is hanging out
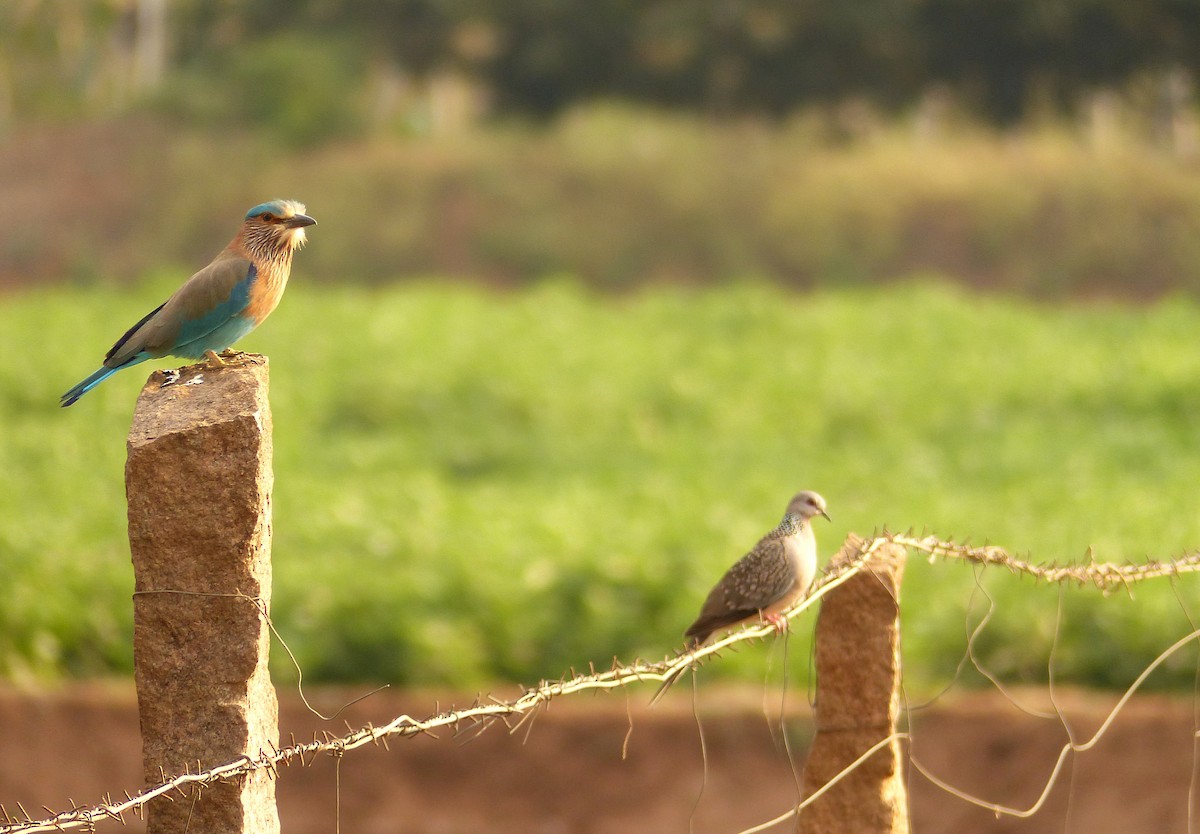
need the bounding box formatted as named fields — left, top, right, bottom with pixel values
left=2, top=684, right=1195, bottom=833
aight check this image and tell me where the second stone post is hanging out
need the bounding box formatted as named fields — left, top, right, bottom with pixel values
left=798, top=537, right=909, bottom=833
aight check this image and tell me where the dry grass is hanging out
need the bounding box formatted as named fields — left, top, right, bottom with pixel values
left=5, top=107, right=1200, bottom=296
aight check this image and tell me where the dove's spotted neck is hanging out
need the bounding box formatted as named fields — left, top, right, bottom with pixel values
left=776, top=513, right=809, bottom=536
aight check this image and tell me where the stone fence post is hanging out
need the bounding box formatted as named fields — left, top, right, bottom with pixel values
left=125, top=357, right=280, bottom=834
left=798, top=536, right=909, bottom=833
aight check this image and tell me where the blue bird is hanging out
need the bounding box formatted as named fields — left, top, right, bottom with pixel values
left=61, top=200, right=315, bottom=407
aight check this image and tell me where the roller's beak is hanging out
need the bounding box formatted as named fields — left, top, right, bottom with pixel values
left=285, top=213, right=317, bottom=228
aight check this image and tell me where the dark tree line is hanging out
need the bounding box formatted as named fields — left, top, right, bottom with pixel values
left=5, top=0, right=1199, bottom=128
left=163, top=0, right=1200, bottom=123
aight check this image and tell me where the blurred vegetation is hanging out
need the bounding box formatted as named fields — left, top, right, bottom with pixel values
left=4, top=2, right=1200, bottom=297
left=4, top=2, right=1200, bottom=698
left=153, top=31, right=370, bottom=147
left=4, top=281, right=1200, bottom=691
left=4, top=0, right=1200, bottom=128
left=4, top=109, right=1200, bottom=297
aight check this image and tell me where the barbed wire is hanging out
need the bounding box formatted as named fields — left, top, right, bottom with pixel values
left=888, top=532, right=1200, bottom=589
left=3, top=532, right=1199, bottom=833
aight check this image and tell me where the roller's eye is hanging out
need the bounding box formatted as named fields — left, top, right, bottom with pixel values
left=260, top=212, right=276, bottom=223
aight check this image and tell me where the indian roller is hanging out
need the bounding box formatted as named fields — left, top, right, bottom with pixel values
left=61, top=200, right=315, bottom=407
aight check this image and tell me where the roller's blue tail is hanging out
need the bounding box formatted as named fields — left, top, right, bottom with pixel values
left=60, top=366, right=120, bottom=407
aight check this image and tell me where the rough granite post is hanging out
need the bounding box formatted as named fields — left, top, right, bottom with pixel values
left=798, top=537, right=909, bottom=834
left=125, top=356, right=280, bottom=834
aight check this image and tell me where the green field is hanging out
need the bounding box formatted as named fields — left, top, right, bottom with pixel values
left=3, top=278, right=1200, bottom=691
